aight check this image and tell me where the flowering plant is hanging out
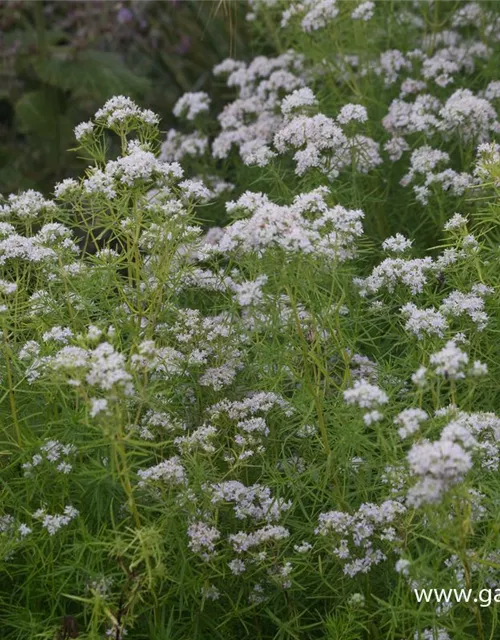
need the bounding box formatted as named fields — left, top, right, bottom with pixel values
left=2, top=3, right=500, bottom=640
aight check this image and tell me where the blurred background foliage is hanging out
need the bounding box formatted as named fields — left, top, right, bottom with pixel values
left=0, top=0, right=248, bottom=194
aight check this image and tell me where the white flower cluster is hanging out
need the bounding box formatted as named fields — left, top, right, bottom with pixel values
left=160, top=129, right=209, bottom=163
left=351, top=8, right=500, bottom=203
left=382, top=234, right=412, bottom=254
left=94, top=95, right=159, bottom=129
left=137, top=457, right=186, bottom=487
left=174, top=425, right=218, bottom=454
left=399, top=145, right=479, bottom=205
left=49, top=341, right=134, bottom=399
left=406, top=423, right=476, bottom=507
left=354, top=256, right=435, bottom=296
left=450, top=411, right=500, bottom=471
left=415, top=629, right=452, bottom=640
left=22, top=440, right=76, bottom=477
left=229, top=274, right=268, bottom=307
left=0, top=224, right=80, bottom=267
left=440, top=286, right=491, bottom=330
left=355, top=223, right=484, bottom=300
left=153, top=308, right=246, bottom=391
left=411, top=340, right=488, bottom=387
left=475, top=142, right=500, bottom=184
left=344, top=380, right=388, bottom=426
left=429, top=340, right=472, bottom=380
left=211, top=187, right=364, bottom=260
left=244, top=4, right=500, bottom=208
left=274, top=89, right=381, bottom=177
left=187, top=521, right=220, bottom=560
left=212, top=51, right=304, bottom=164
left=280, top=87, right=317, bottom=117
left=344, top=380, right=388, bottom=409
left=351, top=1, right=374, bottom=21
left=349, top=353, right=378, bottom=383
left=0, top=278, right=17, bottom=297
left=209, top=392, right=293, bottom=421
left=84, top=140, right=183, bottom=197
left=182, top=480, right=292, bottom=571
left=337, top=104, right=368, bottom=125
left=229, top=524, right=290, bottom=553
left=401, top=303, right=448, bottom=339
left=42, top=326, right=74, bottom=344
left=207, top=391, right=291, bottom=462
left=0, top=190, right=56, bottom=221
left=383, top=94, right=440, bottom=138
left=74, top=121, right=94, bottom=141
left=0, top=515, right=32, bottom=539
left=209, top=481, right=291, bottom=522
left=439, top=89, right=499, bottom=143
left=130, top=410, right=183, bottom=441
left=394, top=408, right=428, bottom=440
left=281, top=0, right=339, bottom=32
left=315, top=500, right=406, bottom=577
left=173, top=92, right=211, bottom=121
left=33, top=505, right=79, bottom=535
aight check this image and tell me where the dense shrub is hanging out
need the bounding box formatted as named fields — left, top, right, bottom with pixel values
left=2, top=2, right=500, bottom=639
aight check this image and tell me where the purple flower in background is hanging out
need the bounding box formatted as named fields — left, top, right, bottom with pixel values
left=175, top=34, right=192, bottom=55
left=117, top=7, right=134, bottom=24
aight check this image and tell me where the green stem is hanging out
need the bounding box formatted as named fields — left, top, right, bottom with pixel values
left=115, top=433, right=142, bottom=529
left=286, top=284, right=331, bottom=455
left=3, top=327, right=21, bottom=447
left=33, top=1, right=47, bottom=59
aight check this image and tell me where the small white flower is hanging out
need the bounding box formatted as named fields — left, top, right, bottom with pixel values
left=54, top=179, right=79, bottom=199
left=471, top=360, right=488, bottom=376
left=382, top=234, right=412, bottom=254
left=344, top=380, right=389, bottom=409
left=351, top=1, right=374, bottom=21
left=74, top=121, right=94, bottom=141
left=411, top=366, right=428, bottom=387
left=444, top=213, right=468, bottom=231
left=429, top=340, right=469, bottom=379
left=337, top=104, right=368, bottom=125
left=395, top=409, right=427, bottom=440
left=395, top=558, right=411, bottom=576
left=173, top=92, right=211, bottom=120
left=281, top=87, right=318, bottom=117
left=363, top=410, right=383, bottom=425
left=294, top=541, right=312, bottom=553
left=228, top=558, right=246, bottom=575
